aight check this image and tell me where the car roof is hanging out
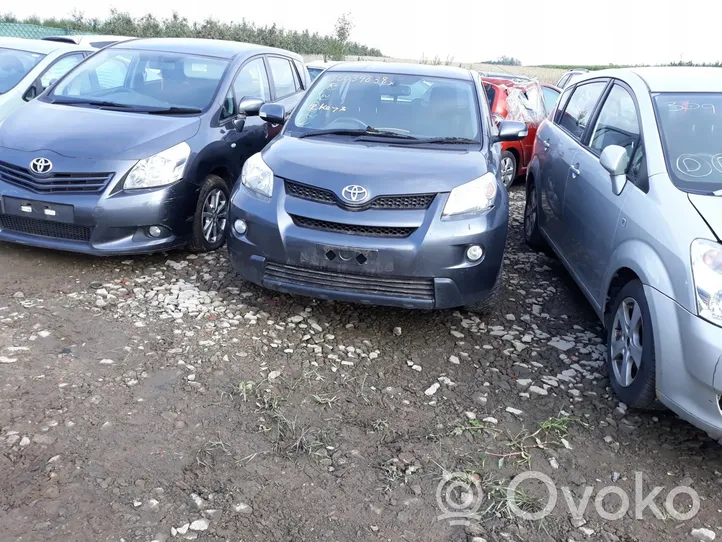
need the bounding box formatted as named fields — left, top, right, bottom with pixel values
left=572, top=67, right=722, bottom=93
left=481, top=75, right=535, bottom=88
left=112, top=37, right=302, bottom=61
left=0, top=36, right=84, bottom=54
left=480, top=71, right=531, bottom=81
left=325, top=61, right=474, bottom=80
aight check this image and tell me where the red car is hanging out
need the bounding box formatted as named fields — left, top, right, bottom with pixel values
left=482, top=76, right=559, bottom=187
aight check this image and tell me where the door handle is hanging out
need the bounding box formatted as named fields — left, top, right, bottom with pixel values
left=570, top=164, right=581, bottom=177
left=543, top=139, right=550, bottom=151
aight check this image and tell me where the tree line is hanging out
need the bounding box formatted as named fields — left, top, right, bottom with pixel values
left=0, top=10, right=383, bottom=57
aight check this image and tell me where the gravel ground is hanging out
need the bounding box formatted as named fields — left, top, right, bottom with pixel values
left=1, top=186, right=721, bottom=542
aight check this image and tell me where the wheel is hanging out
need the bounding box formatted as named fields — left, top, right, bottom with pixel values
left=500, top=151, right=517, bottom=189
left=464, top=265, right=503, bottom=314
left=605, top=280, right=657, bottom=408
left=524, top=182, right=547, bottom=250
left=189, top=174, right=230, bottom=253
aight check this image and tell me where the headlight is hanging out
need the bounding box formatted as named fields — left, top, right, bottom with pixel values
left=124, top=142, right=190, bottom=190
left=442, top=173, right=498, bottom=218
left=691, top=238, right=722, bottom=325
left=241, top=152, right=274, bottom=198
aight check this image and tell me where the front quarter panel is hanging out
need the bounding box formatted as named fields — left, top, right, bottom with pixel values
left=603, top=174, right=710, bottom=317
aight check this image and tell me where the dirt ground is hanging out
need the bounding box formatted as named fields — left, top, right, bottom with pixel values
left=1, top=187, right=721, bottom=542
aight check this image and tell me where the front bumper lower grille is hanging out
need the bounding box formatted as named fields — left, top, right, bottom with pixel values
left=0, top=214, right=92, bottom=241
left=290, top=214, right=415, bottom=238
left=264, top=261, right=435, bottom=301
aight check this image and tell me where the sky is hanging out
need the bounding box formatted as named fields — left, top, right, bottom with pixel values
left=6, top=0, right=721, bottom=66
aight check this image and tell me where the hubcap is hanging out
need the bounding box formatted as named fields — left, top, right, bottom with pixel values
left=201, top=188, right=228, bottom=244
left=610, top=297, right=644, bottom=387
left=501, top=157, right=515, bottom=185
left=525, top=187, right=537, bottom=238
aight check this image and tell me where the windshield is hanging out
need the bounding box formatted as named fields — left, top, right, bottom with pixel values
left=288, top=71, right=481, bottom=142
left=654, top=93, right=722, bottom=192
left=0, top=47, right=46, bottom=94
left=49, top=48, right=229, bottom=112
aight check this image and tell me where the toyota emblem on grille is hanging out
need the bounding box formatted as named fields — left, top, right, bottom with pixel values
left=341, top=185, right=369, bottom=203
left=29, top=158, right=53, bottom=175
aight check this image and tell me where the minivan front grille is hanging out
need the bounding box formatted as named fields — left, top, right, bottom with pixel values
left=290, top=214, right=415, bottom=238
left=284, top=180, right=435, bottom=210
left=0, top=161, right=114, bottom=194
left=0, top=214, right=92, bottom=241
left=264, top=261, right=435, bottom=301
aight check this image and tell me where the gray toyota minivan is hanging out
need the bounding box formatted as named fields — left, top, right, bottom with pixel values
left=524, top=67, right=722, bottom=440
left=0, top=38, right=308, bottom=255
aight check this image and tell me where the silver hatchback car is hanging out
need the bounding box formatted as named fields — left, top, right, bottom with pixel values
left=525, top=67, right=722, bottom=439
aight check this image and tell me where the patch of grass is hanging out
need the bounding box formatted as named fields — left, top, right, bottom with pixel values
left=312, top=394, right=338, bottom=408
left=371, top=419, right=389, bottom=433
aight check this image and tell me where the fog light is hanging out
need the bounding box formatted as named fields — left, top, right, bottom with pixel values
left=233, top=219, right=247, bottom=235
left=148, top=225, right=163, bottom=238
left=466, top=245, right=484, bottom=261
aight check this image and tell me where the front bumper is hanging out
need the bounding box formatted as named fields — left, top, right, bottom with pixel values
left=0, top=150, right=198, bottom=255
left=647, top=286, right=722, bottom=438
left=227, top=181, right=508, bottom=310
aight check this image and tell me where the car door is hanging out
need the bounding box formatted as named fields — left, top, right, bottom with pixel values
left=541, top=80, right=609, bottom=258
left=563, top=81, right=642, bottom=307
left=265, top=55, right=307, bottom=123
left=221, top=56, right=273, bottom=178
left=23, top=52, right=87, bottom=100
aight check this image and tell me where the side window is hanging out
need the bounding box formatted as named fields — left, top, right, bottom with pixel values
left=558, top=74, right=570, bottom=88
left=267, top=57, right=296, bottom=99
left=558, top=81, right=607, bottom=140
left=553, top=87, right=574, bottom=123
left=221, top=89, right=235, bottom=119
left=39, top=54, right=84, bottom=90
left=589, top=84, right=640, bottom=166
left=232, top=58, right=270, bottom=104
left=629, top=145, right=647, bottom=183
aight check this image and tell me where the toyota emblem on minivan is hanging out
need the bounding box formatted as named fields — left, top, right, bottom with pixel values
left=341, top=185, right=369, bottom=203
left=29, top=158, right=53, bottom=175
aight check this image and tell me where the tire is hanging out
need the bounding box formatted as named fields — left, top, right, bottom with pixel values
left=464, top=265, right=503, bottom=314
left=524, top=182, right=547, bottom=250
left=605, top=280, right=657, bottom=408
left=500, top=151, right=517, bottom=189
left=189, top=174, right=230, bottom=253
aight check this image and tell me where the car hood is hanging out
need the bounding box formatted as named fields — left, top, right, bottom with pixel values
left=689, top=193, right=722, bottom=241
left=262, top=135, right=489, bottom=195
left=0, top=100, right=201, bottom=160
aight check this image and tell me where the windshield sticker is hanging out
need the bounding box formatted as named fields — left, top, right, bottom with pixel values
left=667, top=102, right=716, bottom=114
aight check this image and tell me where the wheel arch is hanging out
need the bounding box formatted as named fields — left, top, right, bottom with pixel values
left=601, top=240, right=675, bottom=323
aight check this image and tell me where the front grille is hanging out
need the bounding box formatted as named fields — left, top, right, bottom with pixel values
left=290, top=215, right=415, bottom=238
left=0, top=215, right=92, bottom=241
left=264, top=261, right=435, bottom=301
left=284, top=180, right=435, bottom=210
left=0, top=161, right=114, bottom=194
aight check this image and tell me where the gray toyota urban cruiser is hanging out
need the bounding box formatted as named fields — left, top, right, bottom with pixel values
left=0, top=38, right=308, bottom=254
left=227, top=62, right=527, bottom=312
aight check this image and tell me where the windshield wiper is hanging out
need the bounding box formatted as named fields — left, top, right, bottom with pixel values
left=298, top=127, right=417, bottom=140
left=144, top=106, right=202, bottom=115
left=50, top=97, right=133, bottom=109
left=417, top=137, right=480, bottom=144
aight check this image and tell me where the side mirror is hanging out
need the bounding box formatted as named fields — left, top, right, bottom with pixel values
left=600, top=145, right=628, bottom=195
left=496, top=120, right=528, bottom=142
left=259, top=103, right=286, bottom=125
left=238, top=96, right=264, bottom=116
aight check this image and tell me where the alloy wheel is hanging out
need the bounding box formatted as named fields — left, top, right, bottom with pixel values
left=610, top=297, right=644, bottom=387
left=501, top=157, right=515, bottom=186
left=201, top=188, right=228, bottom=244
